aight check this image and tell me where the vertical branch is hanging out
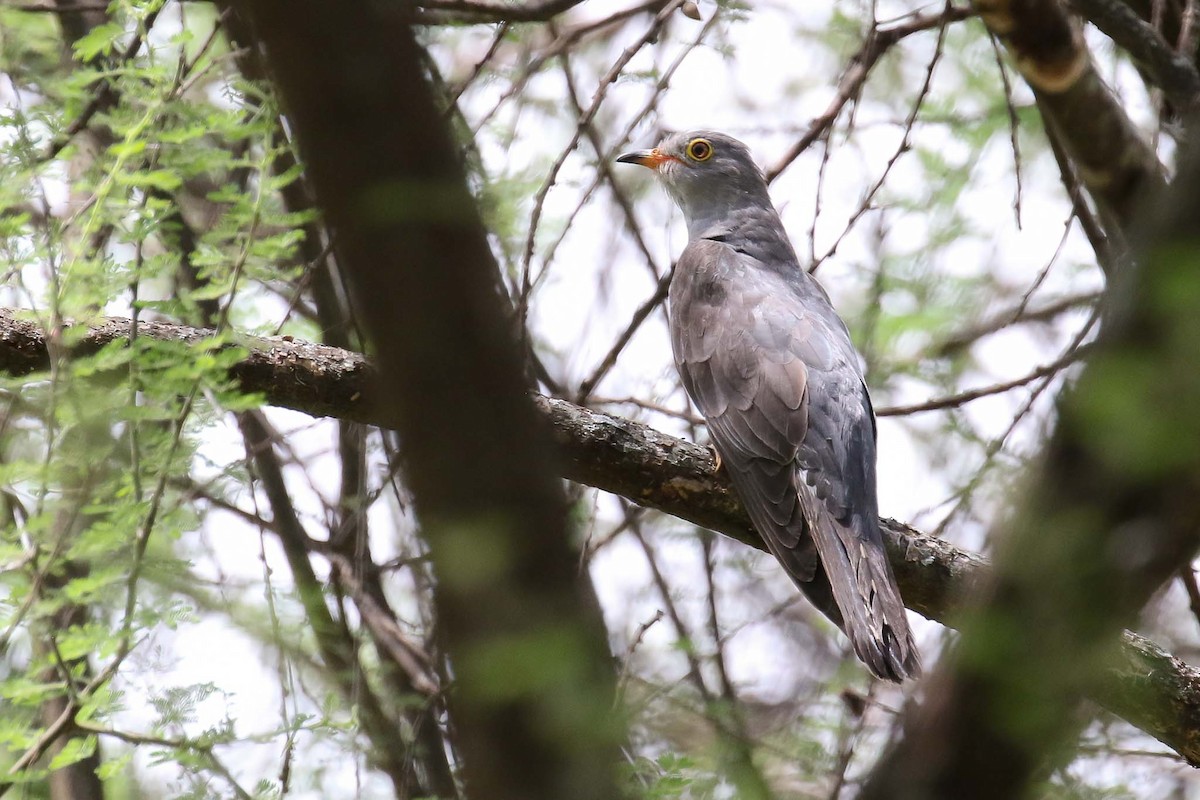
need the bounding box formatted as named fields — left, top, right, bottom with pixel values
left=238, top=411, right=430, bottom=798
left=231, top=2, right=626, bottom=798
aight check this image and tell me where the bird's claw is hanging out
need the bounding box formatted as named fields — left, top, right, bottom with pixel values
left=707, top=444, right=723, bottom=474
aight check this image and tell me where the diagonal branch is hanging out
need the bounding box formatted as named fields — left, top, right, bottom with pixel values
left=2, top=309, right=1200, bottom=764
left=767, top=5, right=974, bottom=183
left=1070, top=0, right=1200, bottom=114
left=858, top=36, right=1200, bottom=790
left=972, top=0, right=1168, bottom=256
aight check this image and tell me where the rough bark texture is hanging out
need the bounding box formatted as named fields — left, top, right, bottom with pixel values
left=3, top=310, right=1199, bottom=765
left=0, top=311, right=375, bottom=421
left=226, top=2, right=623, bottom=799
left=1098, top=631, right=1200, bottom=765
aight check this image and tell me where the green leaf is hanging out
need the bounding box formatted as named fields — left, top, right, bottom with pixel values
left=48, top=735, right=97, bottom=770
left=108, top=138, right=147, bottom=158
left=116, top=167, right=184, bottom=192
left=72, top=21, right=123, bottom=61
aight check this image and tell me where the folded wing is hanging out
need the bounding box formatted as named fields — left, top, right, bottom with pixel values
left=670, top=239, right=920, bottom=681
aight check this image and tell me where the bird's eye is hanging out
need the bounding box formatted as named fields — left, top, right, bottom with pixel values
left=686, top=138, right=713, bottom=162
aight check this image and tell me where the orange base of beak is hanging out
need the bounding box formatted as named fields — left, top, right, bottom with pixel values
left=616, top=148, right=676, bottom=169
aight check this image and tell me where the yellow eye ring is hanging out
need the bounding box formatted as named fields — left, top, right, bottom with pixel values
left=686, top=138, right=714, bottom=162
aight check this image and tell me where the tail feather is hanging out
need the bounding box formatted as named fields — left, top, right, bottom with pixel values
left=797, top=491, right=920, bottom=682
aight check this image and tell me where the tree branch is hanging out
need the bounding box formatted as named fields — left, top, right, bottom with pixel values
left=411, top=0, right=585, bottom=24
left=858, top=50, right=1200, bottom=793
left=238, top=410, right=429, bottom=797
left=2, top=308, right=1199, bottom=764
left=227, top=0, right=624, bottom=796
left=972, top=0, right=1168, bottom=252
left=1070, top=0, right=1200, bottom=114
left=767, top=5, right=974, bottom=182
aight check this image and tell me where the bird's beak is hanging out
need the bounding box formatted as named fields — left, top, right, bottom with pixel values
left=617, top=148, right=674, bottom=170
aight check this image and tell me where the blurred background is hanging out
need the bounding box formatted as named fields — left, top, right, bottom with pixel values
left=0, top=0, right=1194, bottom=797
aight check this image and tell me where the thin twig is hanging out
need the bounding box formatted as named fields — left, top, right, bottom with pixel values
left=877, top=344, right=1089, bottom=417
left=767, top=5, right=971, bottom=183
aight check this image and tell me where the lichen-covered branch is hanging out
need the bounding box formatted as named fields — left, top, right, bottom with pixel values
left=0, top=311, right=377, bottom=422
left=1, top=309, right=1198, bottom=764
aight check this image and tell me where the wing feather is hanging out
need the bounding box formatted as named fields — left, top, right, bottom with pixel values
left=670, top=238, right=920, bottom=681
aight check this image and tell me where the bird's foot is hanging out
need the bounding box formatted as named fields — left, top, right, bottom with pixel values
left=707, top=443, right=723, bottom=474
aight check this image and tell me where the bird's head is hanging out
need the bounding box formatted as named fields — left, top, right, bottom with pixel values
left=617, top=130, right=774, bottom=237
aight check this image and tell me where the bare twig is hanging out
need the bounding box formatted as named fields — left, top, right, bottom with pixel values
left=767, top=5, right=972, bottom=183
left=877, top=343, right=1088, bottom=417
left=516, top=0, right=685, bottom=328
left=413, top=0, right=585, bottom=24
left=1070, top=0, right=1200, bottom=114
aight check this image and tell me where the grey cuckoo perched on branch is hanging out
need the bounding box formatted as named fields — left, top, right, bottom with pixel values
left=618, top=131, right=920, bottom=681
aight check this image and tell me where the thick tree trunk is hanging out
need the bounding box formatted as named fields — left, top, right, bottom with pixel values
left=227, top=1, right=626, bottom=798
